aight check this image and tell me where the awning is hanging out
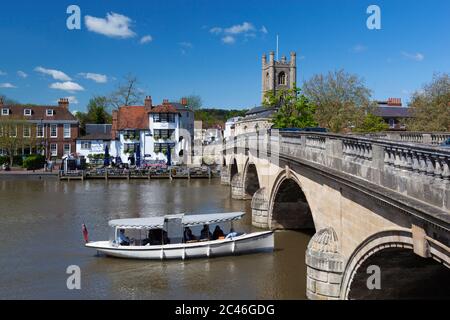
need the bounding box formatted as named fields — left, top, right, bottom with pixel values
left=108, top=212, right=244, bottom=229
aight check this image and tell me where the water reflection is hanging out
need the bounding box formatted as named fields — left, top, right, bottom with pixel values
left=0, top=179, right=311, bottom=299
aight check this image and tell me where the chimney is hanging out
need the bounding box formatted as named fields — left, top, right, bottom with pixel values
left=387, top=98, right=402, bottom=106
left=58, top=98, right=69, bottom=110
left=145, top=96, right=153, bottom=109
left=163, top=99, right=169, bottom=105
left=181, top=97, right=188, bottom=106
left=111, top=110, right=119, bottom=139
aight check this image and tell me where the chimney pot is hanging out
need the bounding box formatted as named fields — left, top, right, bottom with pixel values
left=145, top=96, right=153, bottom=109
left=58, top=98, right=69, bottom=110
left=181, top=97, right=188, bottom=106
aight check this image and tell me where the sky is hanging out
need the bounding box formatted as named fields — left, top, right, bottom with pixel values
left=0, top=0, right=449, bottom=112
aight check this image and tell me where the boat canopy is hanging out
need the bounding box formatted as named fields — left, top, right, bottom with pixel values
left=108, top=212, right=245, bottom=229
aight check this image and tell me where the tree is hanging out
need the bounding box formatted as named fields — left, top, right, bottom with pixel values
left=303, top=70, right=372, bottom=133
left=109, top=74, right=144, bottom=109
left=353, top=113, right=388, bottom=133
left=0, top=94, right=19, bottom=105
left=186, top=95, right=203, bottom=110
left=264, top=87, right=317, bottom=129
left=75, top=96, right=112, bottom=135
left=406, top=73, right=450, bottom=132
left=0, top=118, right=36, bottom=166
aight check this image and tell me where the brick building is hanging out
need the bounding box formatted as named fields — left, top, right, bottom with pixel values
left=0, top=97, right=79, bottom=159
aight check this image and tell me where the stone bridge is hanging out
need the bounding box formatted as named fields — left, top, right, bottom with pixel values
left=221, top=131, right=450, bottom=300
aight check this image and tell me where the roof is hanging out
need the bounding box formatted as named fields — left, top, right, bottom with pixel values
left=108, top=212, right=245, bottom=229
left=149, top=104, right=180, bottom=114
left=0, top=104, right=78, bottom=122
left=245, top=106, right=276, bottom=116
left=168, top=102, right=193, bottom=112
left=86, top=124, right=111, bottom=135
left=116, top=106, right=149, bottom=130
left=373, top=106, right=412, bottom=118
left=77, top=133, right=112, bottom=141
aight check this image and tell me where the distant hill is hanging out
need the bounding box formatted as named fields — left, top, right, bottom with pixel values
left=195, top=108, right=248, bottom=128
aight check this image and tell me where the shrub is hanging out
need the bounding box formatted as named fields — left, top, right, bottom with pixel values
left=23, top=154, right=46, bottom=171
left=0, top=156, right=8, bottom=166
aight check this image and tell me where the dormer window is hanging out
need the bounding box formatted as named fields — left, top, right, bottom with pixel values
left=1, top=108, right=10, bottom=116
left=24, top=109, right=32, bottom=116
left=46, top=109, right=54, bottom=116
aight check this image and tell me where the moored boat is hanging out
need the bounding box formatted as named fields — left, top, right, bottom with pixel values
left=85, top=212, right=274, bottom=260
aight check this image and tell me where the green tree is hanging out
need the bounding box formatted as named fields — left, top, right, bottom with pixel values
left=264, top=87, right=318, bottom=129
left=354, top=113, right=389, bottom=133
left=186, top=95, right=203, bottom=111
left=76, top=96, right=112, bottom=135
left=0, top=117, right=36, bottom=166
left=406, top=73, right=450, bottom=132
left=303, top=70, right=372, bottom=132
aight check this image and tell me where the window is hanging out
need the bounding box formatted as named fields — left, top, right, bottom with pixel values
left=153, top=129, right=174, bottom=140
left=23, top=125, right=31, bottom=138
left=63, top=144, right=71, bottom=155
left=81, top=141, right=91, bottom=150
left=50, top=144, right=57, bottom=156
left=124, top=144, right=136, bottom=154
left=154, top=143, right=168, bottom=154
left=50, top=124, right=57, bottom=138
left=278, top=72, right=286, bottom=85
left=1, top=108, right=10, bottom=116
left=9, top=126, right=17, bottom=137
left=123, top=130, right=138, bottom=140
left=24, top=109, right=32, bottom=116
left=46, top=109, right=54, bottom=116
left=153, top=113, right=175, bottom=123
left=37, top=125, right=44, bottom=138
left=63, top=124, right=71, bottom=138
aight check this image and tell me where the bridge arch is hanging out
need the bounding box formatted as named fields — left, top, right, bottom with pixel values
left=340, top=230, right=450, bottom=299
left=243, top=158, right=261, bottom=199
left=268, top=170, right=315, bottom=230
left=230, top=157, right=238, bottom=181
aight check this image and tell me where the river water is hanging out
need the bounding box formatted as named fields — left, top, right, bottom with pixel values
left=0, top=178, right=311, bottom=300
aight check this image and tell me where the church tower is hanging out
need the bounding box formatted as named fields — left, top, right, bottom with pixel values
left=261, top=51, right=297, bottom=102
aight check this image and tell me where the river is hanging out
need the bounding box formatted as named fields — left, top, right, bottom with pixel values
left=0, top=178, right=312, bottom=299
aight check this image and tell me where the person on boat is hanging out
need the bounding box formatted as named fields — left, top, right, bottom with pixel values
left=225, top=228, right=239, bottom=240
left=200, top=225, right=212, bottom=240
left=118, top=229, right=130, bottom=246
left=212, top=226, right=225, bottom=240
left=184, top=227, right=197, bottom=242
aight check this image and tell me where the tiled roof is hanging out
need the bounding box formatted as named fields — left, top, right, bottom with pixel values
left=116, top=106, right=149, bottom=130
left=0, top=104, right=78, bottom=122
left=373, top=106, right=412, bottom=118
left=149, top=104, right=179, bottom=114
left=246, top=106, right=278, bottom=116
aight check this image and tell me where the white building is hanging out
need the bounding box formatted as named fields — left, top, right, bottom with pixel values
left=76, top=124, right=112, bottom=163
left=111, top=97, right=194, bottom=166
left=224, top=116, right=242, bottom=140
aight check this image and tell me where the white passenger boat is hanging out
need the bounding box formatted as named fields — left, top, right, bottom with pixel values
left=85, top=212, right=274, bottom=260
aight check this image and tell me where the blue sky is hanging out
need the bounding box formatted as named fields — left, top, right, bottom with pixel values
left=0, top=0, right=449, bottom=112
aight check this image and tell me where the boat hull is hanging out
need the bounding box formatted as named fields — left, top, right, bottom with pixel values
left=85, top=231, right=274, bottom=260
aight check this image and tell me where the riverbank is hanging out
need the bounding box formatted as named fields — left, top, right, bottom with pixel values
left=0, top=170, right=58, bottom=180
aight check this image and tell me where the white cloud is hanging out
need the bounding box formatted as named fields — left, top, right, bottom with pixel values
left=35, top=66, right=71, bottom=81
left=140, top=35, right=153, bottom=44
left=0, top=83, right=16, bottom=88
left=224, top=22, right=255, bottom=34
left=49, top=81, right=84, bottom=92
left=0, top=70, right=7, bottom=76
left=17, top=71, right=28, bottom=78
left=209, top=27, right=222, bottom=34
left=79, top=72, right=108, bottom=83
left=222, top=35, right=236, bottom=45
left=65, top=96, right=79, bottom=104
left=85, top=12, right=136, bottom=39
left=351, top=44, right=367, bottom=53
left=401, top=51, right=424, bottom=61
left=210, top=22, right=266, bottom=44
